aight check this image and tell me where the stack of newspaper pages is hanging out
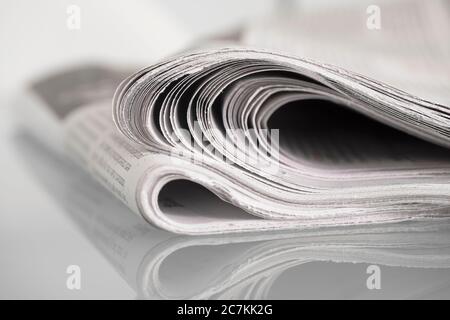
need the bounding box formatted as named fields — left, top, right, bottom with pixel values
left=18, top=0, right=450, bottom=235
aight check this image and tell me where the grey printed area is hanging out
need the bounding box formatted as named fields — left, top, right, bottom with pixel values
left=31, top=66, right=128, bottom=119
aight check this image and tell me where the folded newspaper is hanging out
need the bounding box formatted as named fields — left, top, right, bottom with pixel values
left=17, top=1, right=450, bottom=235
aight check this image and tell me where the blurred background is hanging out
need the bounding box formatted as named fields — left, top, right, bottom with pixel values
left=1, top=0, right=369, bottom=99
left=1, top=0, right=450, bottom=299
left=0, top=0, right=270, bottom=97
